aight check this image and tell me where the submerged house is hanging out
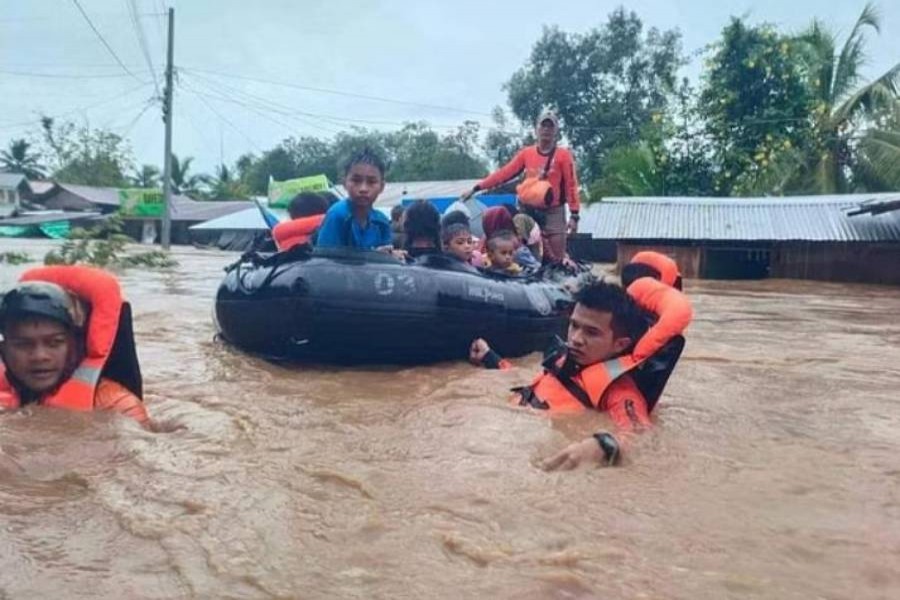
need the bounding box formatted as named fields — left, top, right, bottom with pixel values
left=579, top=194, right=900, bottom=285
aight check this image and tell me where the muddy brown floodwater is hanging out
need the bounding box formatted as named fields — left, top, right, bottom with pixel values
left=0, top=239, right=898, bottom=600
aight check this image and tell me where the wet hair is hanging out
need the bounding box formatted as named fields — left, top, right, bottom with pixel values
left=343, top=146, right=386, bottom=177
left=390, top=204, right=405, bottom=222
left=620, top=263, right=661, bottom=289
left=486, top=230, right=517, bottom=252
left=287, top=192, right=330, bottom=220
left=402, top=199, right=441, bottom=250
left=574, top=280, right=648, bottom=341
left=441, top=209, right=470, bottom=229
left=441, top=222, right=471, bottom=245
left=321, top=191, right=340, bottom=207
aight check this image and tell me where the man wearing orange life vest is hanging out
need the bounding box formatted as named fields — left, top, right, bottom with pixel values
left=470, top=254, right=691, bottom=469
left=0, top=265, right=149, bottom=427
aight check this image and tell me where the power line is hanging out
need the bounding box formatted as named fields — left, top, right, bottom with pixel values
left=179, top=80, right=263, bottom=152
left=126, top=0, right=161, bottom=98
left=70, top=0, right=144, bottom=84
left=184, top=70, right=475, bottom=133
left=0, top=69, right=145, bottom=80
left=0, top=81, right=151, bottom=131
left=179, top=66, right=494, bottom=118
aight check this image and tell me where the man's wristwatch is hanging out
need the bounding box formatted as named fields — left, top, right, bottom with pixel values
left=569, top=211, right=580, bottom=221
left=593, top=432, right=620, bottom=465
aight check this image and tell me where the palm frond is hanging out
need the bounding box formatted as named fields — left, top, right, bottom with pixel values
left=833, top=61, right=900, bottom=123
left=833, top=3, right=881, bottom=101
left=855, top=128, right=900, bottom=190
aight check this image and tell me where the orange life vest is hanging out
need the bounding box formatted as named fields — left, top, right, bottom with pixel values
left=273, top=214, right=325, bottom=250
left=630, top=251, right=681, bottom=288
left=0, top=266, right=123, bottom=412
left=515, top=276, right=693, bottom=413
left=515, top=353, right=643, bottom=413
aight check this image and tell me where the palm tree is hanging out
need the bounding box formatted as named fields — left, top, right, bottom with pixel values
left=206, top=164, right=249, bottom=200
left=0, top=139, right=46, bottom=179
left=131, top=164, right=161, bottom=189
left=169, top=154, right=208, bottom=197
left=796, top=3, right=900, bottom=193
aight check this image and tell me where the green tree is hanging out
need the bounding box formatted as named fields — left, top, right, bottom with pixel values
left=168, top=154, right=208, bottom=197
left=795, top=3, right=900, bottom=193
left=0, top=139, right=46, bottom=179
left=39, top=117, right=134, bottom=187
left=130, top=164, right=160, bottom=188
left=505, top=8, right=684, bottom=182
left=206, top=164, right=250, bottom=200
left=483, top=107, right=529, bottom=168
left=700, top=19, right=816, bottom=195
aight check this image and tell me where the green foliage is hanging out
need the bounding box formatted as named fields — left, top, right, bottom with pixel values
left=38, top=117, right=134, bottom=187
left=168, top=154, right=209, bottom=197
left=484, top=107, right=529, bottom=167
left=0, top=251, right=32, bottom=265
left=44, top=215, right=177, bottom=270
left=236, top=122, right=488, bottom=195
left=0, top=139, right=45, bottom=179
left=700, top=19, right=816, bottom=195
left=131, top=164, right=161, bottom=189
left=504, top=8, right=685, bottom=182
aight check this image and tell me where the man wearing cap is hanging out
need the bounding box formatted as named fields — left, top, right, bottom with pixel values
left=461, top=108, right=580, bottom=263
left=0, top=266, right=149, bottom=426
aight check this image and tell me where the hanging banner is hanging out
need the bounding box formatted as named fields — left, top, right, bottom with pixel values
left=267, top=174, right=331, bottom=209
left=118, top=188, right=165, bottom=217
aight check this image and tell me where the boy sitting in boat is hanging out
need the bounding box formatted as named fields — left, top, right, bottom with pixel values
left=402, top=200, right=442, bottom=259
left=315, top=148, right=393, bottom=251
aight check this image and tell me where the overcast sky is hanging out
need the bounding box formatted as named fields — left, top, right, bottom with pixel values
left=2, top=0, right=898, bottom=175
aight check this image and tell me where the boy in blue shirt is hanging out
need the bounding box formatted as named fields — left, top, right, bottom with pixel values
left=315, top=148, right=392, bottom=250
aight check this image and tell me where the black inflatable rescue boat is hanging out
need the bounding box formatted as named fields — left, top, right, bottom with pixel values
left=215, top=247, right=582, bottom=364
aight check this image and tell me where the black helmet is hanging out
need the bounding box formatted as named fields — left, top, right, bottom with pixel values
left=0, top=282, right=85, bottom=330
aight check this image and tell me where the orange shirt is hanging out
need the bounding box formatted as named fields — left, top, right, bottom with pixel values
left=478, top=145, right=581, bottom=212
left=94, top=378, right=150, bottom=427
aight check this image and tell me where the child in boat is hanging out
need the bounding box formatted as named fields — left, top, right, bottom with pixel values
left=442, top=222, right=475, bottom=264
left=403, top=200, right=442, bottom=259
left=484, top=231, right=523, bottom=275
left=315, top=148, right=392, bottom=250
left=513, top=212, right=543, bottom=265
left=272, top=192, right=330, bottom=250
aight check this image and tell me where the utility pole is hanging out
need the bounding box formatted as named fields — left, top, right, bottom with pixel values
left=160, top=7, right=175, bottom=249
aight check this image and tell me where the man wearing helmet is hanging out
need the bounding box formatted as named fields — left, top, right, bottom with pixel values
left=0, top=266, right=149, bottom=426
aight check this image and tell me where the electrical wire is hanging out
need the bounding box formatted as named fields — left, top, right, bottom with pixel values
left=126, top=0, right=161, bottom=97
left=70, top=0, right=144, bottom=84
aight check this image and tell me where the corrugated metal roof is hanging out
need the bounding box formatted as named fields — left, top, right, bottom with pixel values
left=0, top=173, right=26, bottom=189
left=580, top=194, right=900, bottom=242
left=0, top=211, right=102, bottom=226
left=170, top=197, right=253, bottom=222
left=27, top=181, right=57, bottom=196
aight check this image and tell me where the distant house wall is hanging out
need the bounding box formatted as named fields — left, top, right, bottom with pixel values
left=771, top=242, right=900, bottom=285
left=617, top=241, right=900, bottom=285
